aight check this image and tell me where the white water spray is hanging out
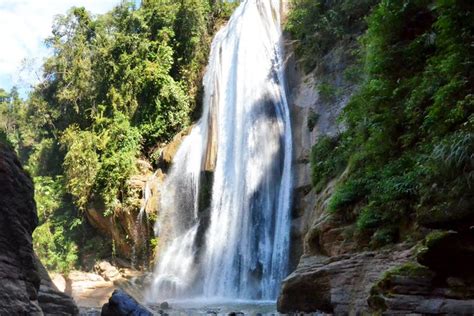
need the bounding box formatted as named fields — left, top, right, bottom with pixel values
left=147, top=0, right=292, bottom=302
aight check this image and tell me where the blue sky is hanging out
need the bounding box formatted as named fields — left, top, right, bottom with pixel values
left=0, top=0, right=140, bottom=97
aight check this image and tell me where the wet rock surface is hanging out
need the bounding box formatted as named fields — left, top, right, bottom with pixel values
left=101, top=289, right=153, bottom=316
left=0, top=143, right=78, bottom=315
left=84, top=163, right=162, bottom=261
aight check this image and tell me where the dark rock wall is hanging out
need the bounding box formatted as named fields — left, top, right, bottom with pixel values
left=0, top=143, right=78, bottom=315
left=0, top=143, right=43, bottom=314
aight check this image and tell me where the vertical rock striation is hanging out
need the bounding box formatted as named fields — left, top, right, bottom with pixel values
left=0, top=143, right=78, bottom=315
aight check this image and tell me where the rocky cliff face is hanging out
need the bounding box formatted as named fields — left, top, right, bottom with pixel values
left=279, top=15, right=474, bottom=316
left=0, top=143, right=78, bottom=315
left=84, top=159, right=163, bottom=264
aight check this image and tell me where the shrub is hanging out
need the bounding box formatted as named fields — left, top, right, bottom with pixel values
left=61, top=127, right=100, bottom=211
left=301, top=0, right=473, bottom=248
left=307, top=110, right=320, bottom=132
left=32, top=176, right=79, bottom=273
left=328, top=178, right=367, bottom=213
left=310, top=135, right=347, bottom=192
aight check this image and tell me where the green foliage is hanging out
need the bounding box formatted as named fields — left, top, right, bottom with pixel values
left=32, top=176, right=79, bottom=273
left=300, top=0, right=473, bottom=247
left=7, top=0, right=231, bottom=215
left=26, top=138, right=63, bottom=176
left=329, top=178, right=367, bottom=213
left=307, top=110, right=319, bottom=132
left=428, top=129, right=473, bottom=183
left=310, top=135, right=347, bottom=192
left=62, top=111, right=141, bottom=214
left=286, top=0, right=380, bottom=71
left=2, top=0, right=236, bottom=267
left=0, top=87, right=24, bottom=150
left=62, top=127, right=100, bottom=211
left=318, top=82, right=339, bottom=102
left=93, top=112, right=142, bottom=215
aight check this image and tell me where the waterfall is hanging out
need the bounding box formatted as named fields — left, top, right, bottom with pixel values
left=131, top=171, right=157, bottom=269
left=147, top=0, right=292, bottom=302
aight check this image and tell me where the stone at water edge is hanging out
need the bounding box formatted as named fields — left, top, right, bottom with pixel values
left=94, top=260, right=122, bottom=282
left=101, top=289, right=153, bottom=316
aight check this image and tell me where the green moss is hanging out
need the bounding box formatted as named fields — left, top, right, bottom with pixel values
left=387, top=262, right=431, bottom=278
left=424, top=230, right=451, bottom=248
left=367, top=293, right=387, bottom=313
left=370, top=261, right=433, bottom=311
left=307, top=110, right=320, bottom=132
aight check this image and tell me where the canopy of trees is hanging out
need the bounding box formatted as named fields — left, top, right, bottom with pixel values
left=0, top=0, right=236, bottom=272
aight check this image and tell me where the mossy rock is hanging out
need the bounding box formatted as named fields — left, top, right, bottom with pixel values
left=416, top=229, right=474, bottom=277
left=368, top=262, right=435, bottom=312
left=417, top=195, right=473, bottom=231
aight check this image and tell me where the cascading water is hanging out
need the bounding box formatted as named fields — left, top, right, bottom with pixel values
left=147, top=0, right=292, bottom=302
left=131, top=171, right=157, bottom=269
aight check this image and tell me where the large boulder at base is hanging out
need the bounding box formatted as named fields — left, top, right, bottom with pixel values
left=0, top=143, right=78, bottom=315
left=101, top=289, right=153, bottom=316
left=277, top=247, right=413, bottom=314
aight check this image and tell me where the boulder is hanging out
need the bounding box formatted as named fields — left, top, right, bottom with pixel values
left=94, top=261, right=122, bottom=282
left=417, top=230, right=474, bottom=278
left=101, top=289, right=153, bottom=316
left=277, top=247, right=413, bottom=314
left=369, top=263, right=474, bottom=314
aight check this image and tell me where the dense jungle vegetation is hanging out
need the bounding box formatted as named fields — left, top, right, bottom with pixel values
left=0, top=0, right=236, bottom=272
left=288, top=0, right=473, bottom=247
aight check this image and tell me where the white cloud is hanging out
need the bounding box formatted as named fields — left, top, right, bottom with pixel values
left=0, top=0, right=121, bottom=94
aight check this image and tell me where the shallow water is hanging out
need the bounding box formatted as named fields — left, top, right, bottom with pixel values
left=148, top=299, right=279, bottom=316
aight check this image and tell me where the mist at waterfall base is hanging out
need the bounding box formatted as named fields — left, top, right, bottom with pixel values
left=146, top=0, right=292, bottom=307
